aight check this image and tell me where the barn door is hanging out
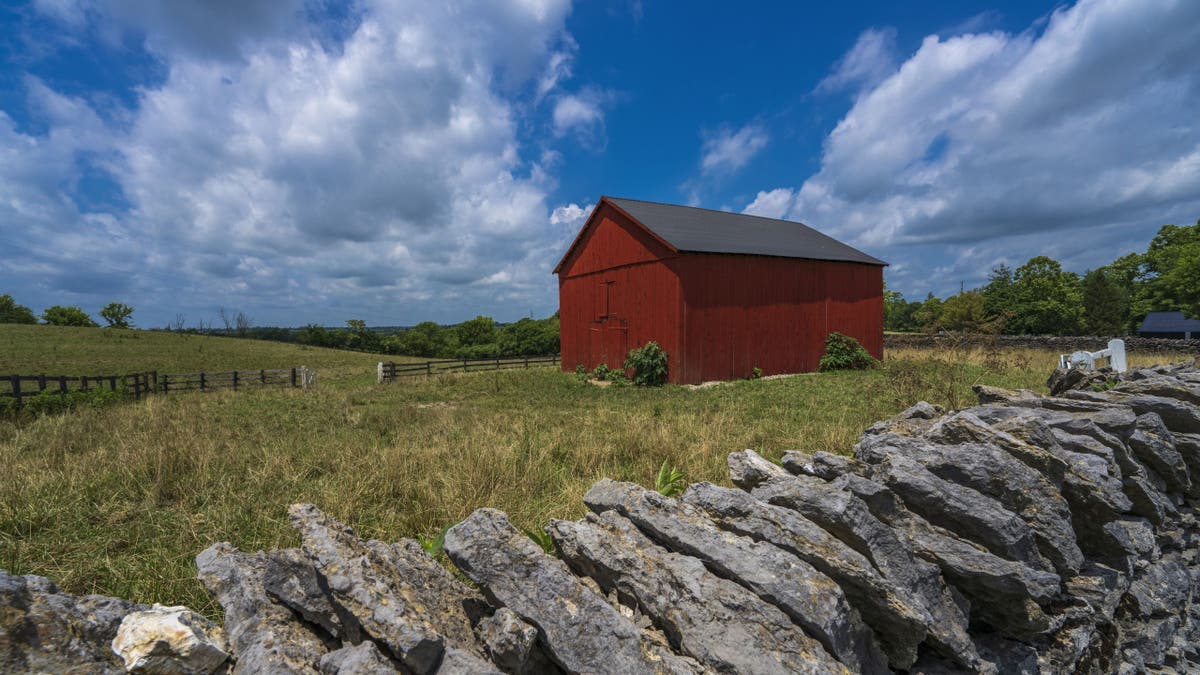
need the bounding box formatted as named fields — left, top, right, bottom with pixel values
left=590, top=279, right=629, bottom=368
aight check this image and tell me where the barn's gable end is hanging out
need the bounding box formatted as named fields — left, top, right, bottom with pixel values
left=554, top=202, right=677, bottom=279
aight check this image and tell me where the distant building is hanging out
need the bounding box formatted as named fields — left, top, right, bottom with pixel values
left=553, top=197, right=887, bottom=384
left=1138, top=311, right=1200, bottom=339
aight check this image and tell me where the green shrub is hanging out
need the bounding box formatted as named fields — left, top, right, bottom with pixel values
left=750, top=367, right=763, bottom=379
left=624, top=341, right=669, bottom=386
left=12, top=387, right=126, bottom=418
left=592, top=363, right=612, bottom=381
left=818, top=332, right=877, bottom=371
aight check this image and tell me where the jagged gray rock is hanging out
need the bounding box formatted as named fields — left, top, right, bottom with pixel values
left=680, top=481, right=929, bottom=669
left=318, top=641, right=396, bottom=674
left=196, top=542, right=329, bottom=674
left=727, top=451, right=980, bottom=668
left=474, top=609, right=551, bottom=674
left=831, top=472, right=1062, bottom=638
left=264, top=548, right=359, bottom=643
left=443, top=507, right=700, bottom=675
left=584, top=478, right=889, bottom=674
left=288, top=504, right=487, bottom=674
left=549, top=509, right=848, bottom=674
left=859, top=420, right=1083, bottom=577
left=0, top=570, right=148, bottom=674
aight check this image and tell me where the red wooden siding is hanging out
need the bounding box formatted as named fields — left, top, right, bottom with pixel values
left=556, top=203, right=675, bottom=278
left=670, top=254, right=882, bottom=384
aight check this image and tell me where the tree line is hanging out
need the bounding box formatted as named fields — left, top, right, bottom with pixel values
left=292, top=314, right=560, bottom=359
left=885, top=220, right=1200, bottom=335
left=0, top=298, right=134, bottom=328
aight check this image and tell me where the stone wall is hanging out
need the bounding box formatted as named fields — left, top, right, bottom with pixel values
left=885, top=333, right=1200, bottom=355
left=3, top=360, right=1200, bottom=673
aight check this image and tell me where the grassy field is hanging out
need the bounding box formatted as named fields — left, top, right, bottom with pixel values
left=0, top=325, right=1194, bottom=619
left=0, top=324, right=423, bottom=387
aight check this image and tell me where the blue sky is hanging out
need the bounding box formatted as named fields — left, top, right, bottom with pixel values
left=1, top=0, right=1198, bottom=327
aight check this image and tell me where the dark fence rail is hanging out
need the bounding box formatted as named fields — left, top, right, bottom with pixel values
left=161, top=367, right=312, bottom=393
left=2, top=366, right=312, bottom=408
left=1, top=371, right=157, bottom=404
left=378, top=355, right=560, bottom=382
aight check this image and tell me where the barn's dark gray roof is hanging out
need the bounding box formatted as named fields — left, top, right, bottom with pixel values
left=607, top=196, right=887, bottom=266
left=1139, top=311, right=1200, bottom=333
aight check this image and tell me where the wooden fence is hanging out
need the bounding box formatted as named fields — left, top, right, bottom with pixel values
left=0, top=371, right=157, bottom=405
left=378, top=355, right=560, bottom=382
left=161, top=367, right=313, bottom=393
left=1, top=367, right=312, bottom=408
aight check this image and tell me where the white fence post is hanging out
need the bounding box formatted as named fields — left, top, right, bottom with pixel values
left=377, top=362, right=384, bottom=384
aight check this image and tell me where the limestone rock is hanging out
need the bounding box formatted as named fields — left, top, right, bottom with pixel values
left=474, top=609, right=549, bottom=674
left=1, top=570, right=148, bottom=674
left=584, top=478, right=889, bottom=674
left=195, top=542, right=329, bottom=674
left=549, top=510, right=848, bottom=674
left=318, top=641, right=396, bottom=674
left=111, top=604, right=229, bottom=674
left=263, top=548, right=358, bottom=643
left=287, top=504, right=484, bottom=674
left=443, top=508, right=699, bottom=675
left=681, top=481, right=929, bottom=670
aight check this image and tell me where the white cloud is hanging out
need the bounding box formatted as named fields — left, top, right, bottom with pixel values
left=742, top=189, right=795, bottom=219
left=815, top=27, right=898, bottom=94
left=762, top=0, right=1200, bottom=297
left=700, top=123, right=768, bottom=175
left=3, top=0, right=579, bottom=325
left=551, top=89, right=614, bottom=146
left=550, top=202, right=593, bottom=226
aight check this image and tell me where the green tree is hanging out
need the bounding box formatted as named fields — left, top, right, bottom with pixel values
left=99, top=302, right=134, bottom=328
left=1138, top=220, right=1200, bottom=319
left=980, top=264, right=1016, bottom=329
left=939, top=291, right=988, bottom=332
left=41, top=305, right=99, bottom=327
left=1008, top=256, right=1083, bottom=335
left=0, top=294, right=37, bottom=324
left=1081, top=269, right=1127, bottom=335
left=455, top=315, right=497, bottom=347
left=913, top=293, right=943, bottom=332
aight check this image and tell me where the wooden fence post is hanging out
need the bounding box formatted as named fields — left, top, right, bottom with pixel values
left=37, top=374, right=46, bottom=392
left=162, top=374, right=169, bottom=394
left=11, top=375, right=20, bottom=408
left=377, top=362, right=384, bottom=384
left=200, top=373, right=206, bottom=391
left=58, top=376, right=67, bottom=394
left=233, top=370, right=240, bottom=390
left=291, top=368, right=297, bottom=388
left=151, top=371, right=158, bottom=394
left=260, top=369, right=266, bottom=385
left=109, top=376, right=117, bottom=391
left=426, top=362, right=431, bottom=377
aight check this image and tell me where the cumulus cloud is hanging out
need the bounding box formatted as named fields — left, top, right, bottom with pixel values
left=763, top=0, right=1200, bottom=297
left=700, top=124, right=769, bottom=175
left=3, top=0, right=578, bottom=325
left=551, top=88, right=614, bottom=147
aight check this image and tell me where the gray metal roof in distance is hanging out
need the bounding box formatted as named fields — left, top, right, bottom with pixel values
left=607, top=196, right=887, bottom=266
left=1139, top=311, right=1200, bottom=332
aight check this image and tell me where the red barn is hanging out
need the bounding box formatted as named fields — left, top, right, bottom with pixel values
left=553, top=197, right=887, bottom=384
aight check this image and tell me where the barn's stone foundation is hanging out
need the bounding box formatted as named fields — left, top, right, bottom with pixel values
left=4, top=360, right=1200, bottom=673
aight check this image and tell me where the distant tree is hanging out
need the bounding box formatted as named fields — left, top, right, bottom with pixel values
left=1081, top=269, right=1127, bottom=335
left=42, top=305, right=99, bottom=327
left=455, top=315, right=497, bottom=347
left=0, top=294, right=37, bottom=324
left=342, top=319, right=382, bottom=352
left=1007, top=256, right=1082, bottom=335
left=979, top=264, right=1016, bottom=329
left=913, top=293, right=943, bottom=332
left=939, top=291, right=988, bottom=332
left=99, top=302, right=134, bottom=328
left=235, top=311, right=253, bottom=337
left=883, top=287, right=923, bottom=332
left=169, top=314, right=187, bottom=331
left=1138, top=220, right=1200, bottom=319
